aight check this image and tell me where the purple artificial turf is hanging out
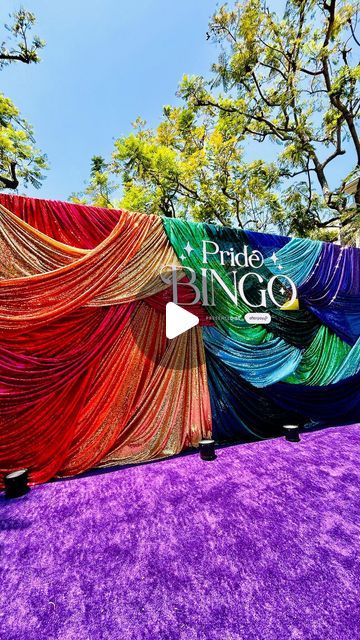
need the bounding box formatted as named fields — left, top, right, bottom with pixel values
left=1, top=424, right=359, bottom=640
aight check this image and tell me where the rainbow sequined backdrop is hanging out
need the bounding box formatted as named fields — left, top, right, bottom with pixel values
left=0, top=194, right=359, bottom=483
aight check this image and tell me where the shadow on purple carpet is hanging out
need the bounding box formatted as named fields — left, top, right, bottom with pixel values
left=1, top=424, right=359, bottom=640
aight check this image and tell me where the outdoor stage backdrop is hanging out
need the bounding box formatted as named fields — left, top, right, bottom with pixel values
left=0, top=194, right=359, bottom=483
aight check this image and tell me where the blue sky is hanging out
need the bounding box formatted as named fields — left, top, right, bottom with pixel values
left=0, top=0, right=220, bottom=199
left=0, top=0, right=353, bottom=201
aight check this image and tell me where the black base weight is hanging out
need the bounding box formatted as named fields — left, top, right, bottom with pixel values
left=283, top=425, right=300, bottom=443
left=199, top=439, right=216, bottom=461
left=4, top=469, right=29, bottom=499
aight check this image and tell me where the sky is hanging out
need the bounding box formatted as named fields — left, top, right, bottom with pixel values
left=0, top=0, right=220, bottom=199
left=0, top=0, right=354, bottom=201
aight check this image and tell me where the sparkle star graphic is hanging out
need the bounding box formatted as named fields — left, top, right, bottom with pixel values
left=277, top=264, right=283, bottom=270
left=270, top=252, right=278, bottom=264
left=179, top=254, right=186, bottom=261
left=184, top=241, right=194, bottom=256
left=280, top=287, right=285, bottom=295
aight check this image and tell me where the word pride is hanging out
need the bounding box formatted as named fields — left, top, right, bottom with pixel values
left=161, top=240, right=297, bottom=309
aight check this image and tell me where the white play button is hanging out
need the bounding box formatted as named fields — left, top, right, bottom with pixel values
left=165, top=302, right=199, bottom=339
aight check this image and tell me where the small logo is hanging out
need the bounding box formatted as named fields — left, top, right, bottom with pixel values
left=244, top=312, right=271, bottom=325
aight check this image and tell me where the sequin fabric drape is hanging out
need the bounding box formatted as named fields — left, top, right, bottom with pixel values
left=0, top=194, right=359, bottom=483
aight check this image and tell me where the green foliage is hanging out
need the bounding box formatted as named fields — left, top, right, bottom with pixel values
left=0, top=9, right=45, bottom=68
left=78, top=0, right=360, bottom=241
left=0, top=9, right=47, bottom=191
left=70, top=156, right=117, bottom=208
left=108, top=107, right=283, bottom=228
left=0, top=93, right=47, bottom=189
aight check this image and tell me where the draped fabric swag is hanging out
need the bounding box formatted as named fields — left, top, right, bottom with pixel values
left=0, top=194, right=358, bottom=484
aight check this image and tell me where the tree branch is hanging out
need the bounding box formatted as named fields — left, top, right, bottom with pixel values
left=321, top=121, right=345, bottom=168
left=321, top=0, right=360, bottom=164
left=0, top=52, right=32, bottom=64
left=348, top=18, right=360, bottom=46
left=0, top=162, right=19, bottom=189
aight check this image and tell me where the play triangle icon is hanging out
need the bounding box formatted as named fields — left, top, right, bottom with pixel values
left=166, top=302, right=199, bottom=339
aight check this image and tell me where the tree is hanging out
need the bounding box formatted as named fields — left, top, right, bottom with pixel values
left=177, top=0, right=360, bottom=238
left=112, top=114, right=282, bottom=228
left=70, top=156, right=117, bottom=208
left=77, top=1, right=360, bottom=240
left=74, top=0, right=360, bottom=241
left=0, top=9, right=47, bottom=190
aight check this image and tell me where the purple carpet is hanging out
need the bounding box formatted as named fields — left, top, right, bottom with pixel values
left=1, top=424, right=360, bottom=640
